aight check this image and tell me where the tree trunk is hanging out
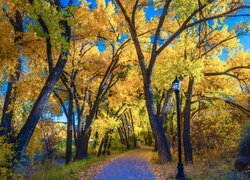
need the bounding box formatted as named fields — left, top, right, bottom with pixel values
left=133, top=134, right=137, bottom=148
left=15, top=42, right=70, bottom=161
left=130, top=112, right=137, bottom=148
left=102, top=134, right=109, bottom=155
left=154, top=139, right=158, bottom=152
left=75, top=112, right=83, bottom=159
left=145, top=83, right=172, bottom=162
left=107, top=135, right=112, bottom=155
left=75, top=106, right=95, bottom=160
left=81, top=126, right=91, bottom=159
left=73, top=113, right=77, bottom=150
left=118, top=127, right=125, bottom=145
left=16, top=17, right=71, bottom=157
left=65, top=91, right=73, bottom=164
left=0, top=74, right=19, bottom=136
left=75, top=74, right=104, bottom=160
left=0, top=11, right=23, bottom=137
left=121, top=119, right=129, bottom=149
left=97, top=138, right=104, bottom=157
left=144, top=135, right=148, bottom=145
left=152, top=121, right=172, bottom=162
left=183, top=77, right=194, bottom=163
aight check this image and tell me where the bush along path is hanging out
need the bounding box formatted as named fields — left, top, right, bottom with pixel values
left=77, top=147, right=156, bottom=180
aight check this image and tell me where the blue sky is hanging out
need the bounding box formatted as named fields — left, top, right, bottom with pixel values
left=84, top=0, right=250, bottom=49
left=55, top=0, right=250, bottom=122
left=1, top=0, right=250, bottom=122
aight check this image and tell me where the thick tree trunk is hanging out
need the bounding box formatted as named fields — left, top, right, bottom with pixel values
left=118, top=127, right=125, bottom=145
left=183, top=77, right=194, bottom=163
left=102, top=134, right=109, bottom=155
left=0, top=11, right=23, bottom=137
left=75, top=76, right=104, bottom=160
left=80, top=126, right=91, bottom=159
left=75, top=113, right=83, bottom=159
left=145, top=83, right=172, bottom=162
left=152, top=120, right=172, bottom=162
left=15, top=47, right=70, bottom=161
left=65, top=92, right=73, bottom=164
left=154, top=138, right=158, bottom=152
left=97, top=138, right=104, bottom=157
left=130, top=113, right=137, bottom=148
left=121, top=119, right=129, bottom=149
left=169, top=113, right=175, bottom=149
left=75, top=112, right=93, bottom=160
left=107, top=135, right=112, bottom=155
left=133, top=135, right=137, bottom=148
left=0, top=75, right=19, bottom=136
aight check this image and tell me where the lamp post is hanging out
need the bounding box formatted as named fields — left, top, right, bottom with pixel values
left=127, top=125, right=131, bottom=149
left=128, top=125, right=131, bottom=137
left=172, top=76, right=185, bottom=179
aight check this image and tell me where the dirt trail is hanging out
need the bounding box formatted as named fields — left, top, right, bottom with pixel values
left=78, top=147, right=156, bottom=180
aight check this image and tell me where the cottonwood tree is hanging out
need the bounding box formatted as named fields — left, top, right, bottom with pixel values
left=154, top=20, right=250, bottom=163
left=0, top=0, right=73, bottom=163
left=113, top=0, right=250, bottom=162
left=0, top=1, right=27, bottom=138
left=169, top=20, right=249, bottom=163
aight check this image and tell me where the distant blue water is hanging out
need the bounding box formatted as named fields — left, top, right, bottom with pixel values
left=15, top=153, right=65, bottom=177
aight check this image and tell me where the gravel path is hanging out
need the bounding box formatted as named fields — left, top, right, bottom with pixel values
left=93, top=149, right=155, bottom=180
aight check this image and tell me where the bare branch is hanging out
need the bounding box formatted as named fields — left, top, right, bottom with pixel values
left=192, top=96, right=250, bottom=116
left=149, top=0, right=172, bottom=77
left=114, top=0, right=147, bottom=76
left=132, top=0, right=139, bottom=26
left=53, top=90, right=68, bottom=118
left=157, top=4, right=250, bottom=55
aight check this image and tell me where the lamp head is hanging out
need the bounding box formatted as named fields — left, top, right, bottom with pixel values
left=172, top=76, right=181, bottom=92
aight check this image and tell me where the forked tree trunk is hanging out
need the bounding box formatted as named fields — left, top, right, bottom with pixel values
left=145, top=85, right=172, bottom=162
left=151, top=117, right=172, bottom=162
left=75, top=112, right=92, bottom=160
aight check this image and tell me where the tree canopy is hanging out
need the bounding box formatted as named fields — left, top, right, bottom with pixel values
left=0, top=0, right=250, bottom=178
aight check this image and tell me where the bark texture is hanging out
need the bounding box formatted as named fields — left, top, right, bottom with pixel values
left=15, top=21, right=71, bottom=161
left=183, top=77, right=194, bottom=163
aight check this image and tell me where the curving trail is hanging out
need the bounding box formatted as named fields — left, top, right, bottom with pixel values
left=93, top=148, right=155, bottom=180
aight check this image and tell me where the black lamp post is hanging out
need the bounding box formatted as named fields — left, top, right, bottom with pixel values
left=128, top=125, right=131, bottom=137
left=172, top=76, right=185, bottom=179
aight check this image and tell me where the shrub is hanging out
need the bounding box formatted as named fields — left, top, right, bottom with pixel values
left=0, top=136, right=16, bottom=179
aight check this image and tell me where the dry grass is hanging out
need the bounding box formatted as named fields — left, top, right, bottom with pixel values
left=29, top=147, right=249, bottom=180
left=147, top=150, right=249, bottom=180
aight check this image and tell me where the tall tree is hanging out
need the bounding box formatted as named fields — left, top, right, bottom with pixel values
left=0, top=10, right=23, bottom=137
left=12, top=0, right=73, bottom=161
left=114, top=0, right=250, bottom=162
